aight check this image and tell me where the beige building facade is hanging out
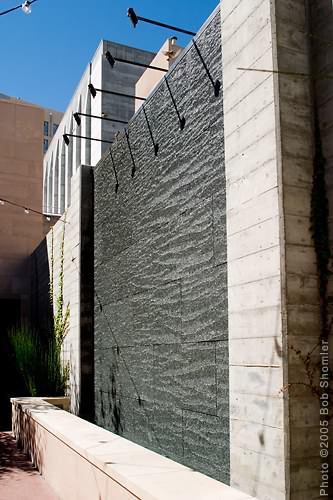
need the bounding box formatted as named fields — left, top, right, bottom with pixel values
left=0, top=95, right=62, bottom=327
left=134, top=37, right=183, bottom=111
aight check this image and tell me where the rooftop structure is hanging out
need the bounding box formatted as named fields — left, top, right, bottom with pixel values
left=43, top=40, right=156, bottom=216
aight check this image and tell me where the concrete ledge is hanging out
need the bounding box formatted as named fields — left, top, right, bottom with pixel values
left=11, top=397, right=257, bottom=500
left=42, top=397, right=70, bottom=412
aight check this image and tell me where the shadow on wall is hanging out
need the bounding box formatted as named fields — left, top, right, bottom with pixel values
left=98, top=356, right=123, bottom=435
left=0, top=237, right=67, bottom=430
left=30, top=239, right=53, bottom=340
left=253, top=309, right=283, bottom=497
left=110, top=370, right=123, bottom=434
left=0, top=258, right=31, bottom=430
left=0, top=295, right=29, bottom=431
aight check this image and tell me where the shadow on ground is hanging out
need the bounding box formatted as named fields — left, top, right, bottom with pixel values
left=0, top=432, right=36, bottom=479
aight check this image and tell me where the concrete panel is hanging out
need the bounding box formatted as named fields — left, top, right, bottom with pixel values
left=221, top=1, right=287, bottom=498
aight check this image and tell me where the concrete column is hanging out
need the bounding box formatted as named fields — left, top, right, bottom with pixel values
left=82, top=91, right=91, bottom=166
left=47, top=157, right=53, bottom=214
left=52, top=148, right=59, bottom=215
left=90, top=48, right=103, bottom=166
left=65, top=118, right=73, bottom=209
left=59, top=142, right=66, bottom=214
left=73, top=97, right=81, bottom=173
left=46, top=165, right=93, bottom=416
left=64, top=136, right=69, bottom=210
left=221, top=1, right=287, bottom=498
left=221, top=0, right=328, bottom=498
left=273, top=2, right=326, bottom=498
left=44, top=161, right=49, bottom=213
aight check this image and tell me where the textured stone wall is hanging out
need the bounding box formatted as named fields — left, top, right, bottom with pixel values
left=94, top=8, right=229, bottom=482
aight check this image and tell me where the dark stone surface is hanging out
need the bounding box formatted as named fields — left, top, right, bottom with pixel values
left=94, top=8, right=229, bottom=482
left=183, top=409, right=230, bottom=483
left=79, top=166, right=94, bottom=422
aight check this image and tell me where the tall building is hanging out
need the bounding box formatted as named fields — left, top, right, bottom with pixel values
left=0, top=94, right=62, bottom=327
left=43, top=40, right=156, bottom=216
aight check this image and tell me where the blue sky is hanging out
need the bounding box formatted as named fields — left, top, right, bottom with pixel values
left=0, top=0, right=218, bottom=111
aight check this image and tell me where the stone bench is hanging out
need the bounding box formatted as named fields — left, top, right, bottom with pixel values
left=11, top=397, right=257, bottom=500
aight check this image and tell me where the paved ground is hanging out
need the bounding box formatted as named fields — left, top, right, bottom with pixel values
left=0, top=432, right=58, bottom=500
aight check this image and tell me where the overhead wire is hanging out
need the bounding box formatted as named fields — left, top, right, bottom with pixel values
left=0, top=196, right=68, bottom=223
left=0, top=0, right=38, bottom=17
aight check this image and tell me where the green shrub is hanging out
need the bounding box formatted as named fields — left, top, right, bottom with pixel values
left=9, top=219, right=70, bottom=397
left=8, top=325, right=69, bottom=397
left=8, top=325, right=39, bottom=396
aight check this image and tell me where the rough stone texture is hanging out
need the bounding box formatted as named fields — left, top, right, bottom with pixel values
left=94, top=8, right=229, bottom=481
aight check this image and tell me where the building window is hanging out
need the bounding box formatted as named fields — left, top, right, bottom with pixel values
left=43, top=139, right=49, bottom=153
left=44, top=120, right=49, bottom=136
left=53, top=123, right=59, bottom=135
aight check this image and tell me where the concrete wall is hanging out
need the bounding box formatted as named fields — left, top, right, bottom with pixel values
left=221, top=0, right=332, bottom=499
left=221, top=2, right=287, bottom=497
left=94, top=8, right=229, bottom=483
left=311, top=0, right=333, bottom=492
left=31, top=166, right=94, bottom=417
left=100, top=41, right=155, bottom=158
left=274, top=2, right=325, bottom=498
